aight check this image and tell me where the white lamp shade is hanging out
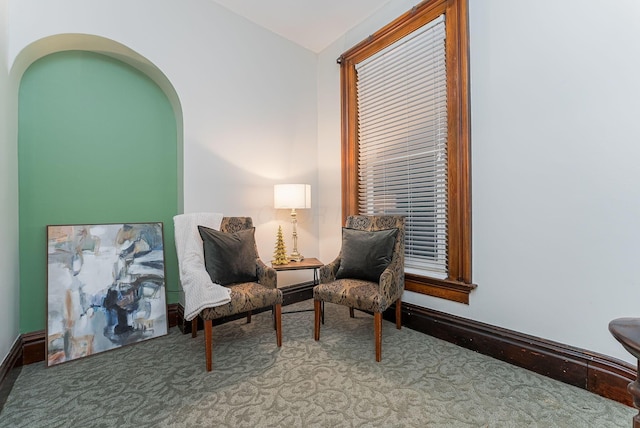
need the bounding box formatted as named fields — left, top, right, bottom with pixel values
left=274, top=184, right=311, bottom=209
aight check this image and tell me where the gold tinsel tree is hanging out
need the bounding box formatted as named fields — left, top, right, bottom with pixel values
left=272, top=225, right=288, bottom=265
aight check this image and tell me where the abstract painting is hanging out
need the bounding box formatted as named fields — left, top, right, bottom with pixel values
left=46, top=222, right=167, bottom=366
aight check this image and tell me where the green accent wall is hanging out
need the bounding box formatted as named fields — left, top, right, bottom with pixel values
left=18, top=51, right=179, bottom=333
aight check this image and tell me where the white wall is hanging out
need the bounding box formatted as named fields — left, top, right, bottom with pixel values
left=8, top=0, right=319, bottom=286
left=318, top=0, right=640, bottom=365
left=0, top=0, right=21, bottom=366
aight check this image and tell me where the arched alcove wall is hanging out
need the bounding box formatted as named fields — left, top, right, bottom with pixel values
left=14, top=34, right=183, bottom=333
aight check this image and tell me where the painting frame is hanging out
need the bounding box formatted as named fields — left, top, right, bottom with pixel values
left=46, top=222, right=168, bottom=367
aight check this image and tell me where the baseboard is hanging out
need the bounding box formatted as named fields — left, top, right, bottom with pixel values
left=21, top=330, right=46, bottom=366
left=0, top=337, right=22, bottom=411
left=2, top=289, right=635, bottom=409
left=384, top=302, right=636, bottom=407
left=281, top=281, right=315, bottom=306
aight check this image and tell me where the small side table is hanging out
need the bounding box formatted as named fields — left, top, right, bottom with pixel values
left=273, top=258, right=324, bottom=321
left=272, top=257, right=323, bottom=283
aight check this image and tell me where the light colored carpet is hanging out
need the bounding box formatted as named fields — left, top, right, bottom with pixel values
left=0, top=300, right=634, bottom=427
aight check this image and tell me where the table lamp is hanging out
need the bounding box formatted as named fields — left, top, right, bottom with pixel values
left=274, top=184, right=311, bottom=262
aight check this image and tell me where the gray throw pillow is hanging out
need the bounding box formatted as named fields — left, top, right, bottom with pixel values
left=198, top=225, right=258, bottom=286
left=335, top=227, right=398, bottom=282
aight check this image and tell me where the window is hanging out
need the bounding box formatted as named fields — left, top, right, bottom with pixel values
left=339, top=0, right=474, bottom=303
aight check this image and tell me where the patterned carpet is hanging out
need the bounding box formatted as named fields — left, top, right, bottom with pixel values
left=0, top=300, right=634, bottom=427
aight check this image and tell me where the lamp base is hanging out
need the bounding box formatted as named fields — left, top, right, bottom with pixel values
left=289, top=252, right=304, bottom=262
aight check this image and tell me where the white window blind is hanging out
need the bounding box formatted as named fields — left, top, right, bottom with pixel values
left=356, top=14, right=448, bottom=278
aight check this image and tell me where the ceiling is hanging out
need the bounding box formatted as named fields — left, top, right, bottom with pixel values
left=209, top=0, right=395, bottom=53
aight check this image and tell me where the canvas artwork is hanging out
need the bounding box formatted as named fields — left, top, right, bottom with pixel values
left=46, top=222, right=168, bottom=366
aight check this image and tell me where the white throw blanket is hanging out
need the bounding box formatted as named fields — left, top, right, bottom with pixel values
left=173, top=212, right=231, bottom=321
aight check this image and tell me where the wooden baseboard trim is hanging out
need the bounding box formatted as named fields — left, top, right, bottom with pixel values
left=281, top=281, right=315, bottom=306
left=384, top=302, right=636, bottom=407
left=0, top=337, right=21, bottom=385
left=21, top=330, right=46, bottom=366
left=0, top=337, right=22, bottom=412
left=167, top=302, right=179, bottom=331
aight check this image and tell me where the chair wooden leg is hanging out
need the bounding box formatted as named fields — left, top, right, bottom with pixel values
left=204, top=319, right=213, bottom=372
left=191, top=317, right=198, bottom=338
left=374, top=312, right=382, bottom=362
left=396, top=299, right=402, bottom=330
left=349, top=307, right=355, bottom=318
left=247, top=310, right=252, bottom=324
left=314, top=300, right=321, bottom=341
left=275, top=304, right=282, bottom=347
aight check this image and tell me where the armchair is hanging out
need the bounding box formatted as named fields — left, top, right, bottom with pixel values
left=313, top=215, right=405, bottom=361
left=174, top=215, right=282, bottom=371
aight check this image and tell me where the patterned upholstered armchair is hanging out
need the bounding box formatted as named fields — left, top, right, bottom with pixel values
left=178, top=216, right=282, bottom=372
left=313, top=215, right=405, bottom=361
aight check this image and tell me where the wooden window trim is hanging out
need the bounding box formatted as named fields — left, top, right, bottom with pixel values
left=339, top=0, right=476, bottom=303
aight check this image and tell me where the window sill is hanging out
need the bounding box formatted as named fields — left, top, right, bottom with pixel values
left=405, top=274, right=477, bottom=304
